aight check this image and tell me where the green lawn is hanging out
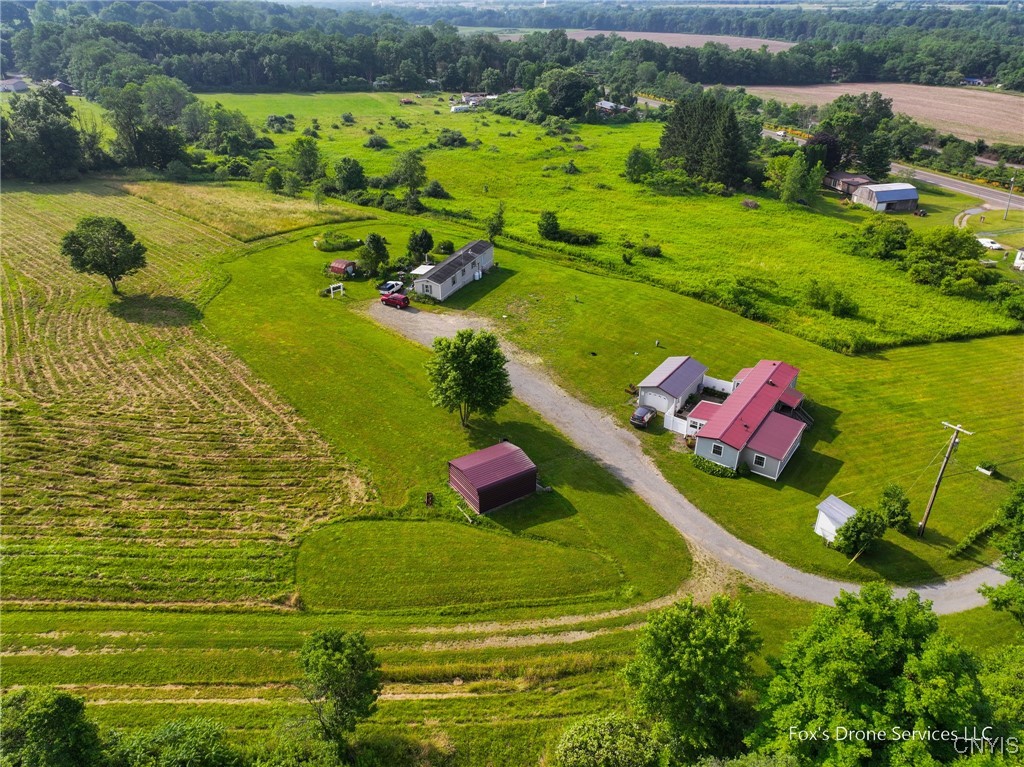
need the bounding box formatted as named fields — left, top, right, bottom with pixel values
left=298, top=520, right=624, bottom=612
left=203, top=227, right=692, bottom=615
left=200, top=91, right=1019, bottom=350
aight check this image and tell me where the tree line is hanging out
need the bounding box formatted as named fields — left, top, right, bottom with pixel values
left=4, top=0, right=1023, bottom=100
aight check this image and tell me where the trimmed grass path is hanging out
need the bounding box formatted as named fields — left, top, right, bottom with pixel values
left=367, top=302, right=1008, bottom=614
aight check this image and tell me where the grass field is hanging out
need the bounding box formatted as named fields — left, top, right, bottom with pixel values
left=117, top=180, right=374, bottom=241
left=1, top=182, right=364, bottom=605
left=742, top=83, right=1024, bottom=143
left=202, top=92, right=1019, bottom=351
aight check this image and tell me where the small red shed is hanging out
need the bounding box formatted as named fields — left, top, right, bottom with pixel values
left=330, top=259, right=356, bottom=276
left=448, top=442, right=537, bottom=514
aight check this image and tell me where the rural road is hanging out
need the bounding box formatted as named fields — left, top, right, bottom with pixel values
left=367, top=302, right=1008, bottom=614
left=892, top=164, right=1024, bottom=210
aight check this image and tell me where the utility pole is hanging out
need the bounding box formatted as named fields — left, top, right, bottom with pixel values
left=1004, top=173, right=1017, bottom=221
left=917, top=422, right=974, bottom=538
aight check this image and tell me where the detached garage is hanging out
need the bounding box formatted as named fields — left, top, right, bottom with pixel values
left=448, top=442, right=537, bottom=514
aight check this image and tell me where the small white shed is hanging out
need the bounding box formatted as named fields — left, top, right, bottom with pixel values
left=814, top=495, right=857, bottom=544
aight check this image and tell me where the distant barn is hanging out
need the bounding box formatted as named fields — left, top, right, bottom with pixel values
left=448, top=442, right=537, bottom=514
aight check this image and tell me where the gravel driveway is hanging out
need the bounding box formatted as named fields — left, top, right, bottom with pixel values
left=368, top=302, right=1007, bottom=614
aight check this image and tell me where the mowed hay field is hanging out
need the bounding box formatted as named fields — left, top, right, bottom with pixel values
left=742, top=83, right=1024, bottom=144
left=1, top=182, right=366, bottom=605
left=206, top=92, right=1019, bottom=352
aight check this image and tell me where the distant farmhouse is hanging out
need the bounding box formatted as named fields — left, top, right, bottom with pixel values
left=412, top=240, right=494, bottom=302
left=595, top=99, right=628, bottom=115
left=851, top=182, right=919, bottom=212
left=639, top=356, right=813, bottom=480
left=49, top=79, right=76, bottom=95
left=823, top=170, right=874, bottom=196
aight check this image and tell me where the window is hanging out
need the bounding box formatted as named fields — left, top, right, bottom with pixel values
left=451, top=276, right=457, bottom=285
left=753, top=455, right=766, bottom=468
left=461, top=268, right=466, bottom=277
left=711, top=444, right=723, bottom=457
left=422, top=284, right=432, bottom=295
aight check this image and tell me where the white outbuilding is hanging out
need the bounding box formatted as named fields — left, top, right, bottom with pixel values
left=814, top=495, right=857, bottom=544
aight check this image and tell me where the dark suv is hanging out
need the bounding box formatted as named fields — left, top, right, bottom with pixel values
left=630, top=405, right=656, bottom=429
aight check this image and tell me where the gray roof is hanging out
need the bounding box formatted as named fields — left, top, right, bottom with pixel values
left=816, top=495, right=857, bottom=528
left=0, top=78, right=28, bottom=92
left=863, top=183, right=919, bottom=202
left=638, top=356, right=708, bottom=398
left=417, top=240, right=492, bottom=285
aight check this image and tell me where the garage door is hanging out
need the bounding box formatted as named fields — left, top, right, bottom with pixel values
left=641, top=391, right=669, bottom=413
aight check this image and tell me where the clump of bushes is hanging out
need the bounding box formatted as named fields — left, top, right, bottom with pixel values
left=341, top=112, right=355, bottom=124
left=364, top=135, right=390, bottom=150
left=435, top=128, right=467, bottom=148
left=537, top=211, right=599, bottom=246
left=314, top=231, right=360, bottom=252
left=562, top=159, right=581, bottom=175
left=742, top=199, right=760, bottom=209
left=265, top=114, right=295, bottom=133
left=806, top=279, right=859, bottom=318
left=691, top=454, right=738, bottom=478
left=423, top=180, right=451, bottom=199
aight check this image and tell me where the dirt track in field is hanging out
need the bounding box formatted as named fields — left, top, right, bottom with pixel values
left=743, top=83, right=1023, bottom=143
left=497, top=29, right=795, bottom=52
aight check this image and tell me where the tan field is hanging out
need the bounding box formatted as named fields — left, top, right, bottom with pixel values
left=498, top=29, right=795, bottom=52
left=743, top=83, right=1023, bottom=143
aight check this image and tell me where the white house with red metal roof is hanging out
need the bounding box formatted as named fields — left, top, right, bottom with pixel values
left=692, top=360, right=808, bottom=480
left=636, top=356, right=812, bottom=480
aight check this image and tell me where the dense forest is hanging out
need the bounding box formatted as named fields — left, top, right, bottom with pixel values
left=2, top=0, right=1023, bottom=96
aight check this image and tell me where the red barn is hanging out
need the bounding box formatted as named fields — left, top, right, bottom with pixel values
left=329, top=259, right=356, bottom=276
left=448, top=442, right=537, bottom=514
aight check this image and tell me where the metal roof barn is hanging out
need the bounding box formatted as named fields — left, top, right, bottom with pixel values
left=448, top=442, right=537, bottom=514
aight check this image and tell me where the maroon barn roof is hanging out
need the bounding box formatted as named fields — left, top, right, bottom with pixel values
left=688, top=400, right=721, bottom=421
left=449, top=442, right=536, bottom=491
left=698, top=360, right=800, bottom=450
left=746, top=412, right=806, bottom=460
left=330, top=259, right=355, bottom=273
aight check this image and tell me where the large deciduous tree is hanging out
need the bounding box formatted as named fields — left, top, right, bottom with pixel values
left=289, top=135, right=323, bottom=183
left=980, top=481, right=1024, bottom=625
left=426, top=329, right=512, bottom=427
left=0, top=85, right=82, bottom=181
left=358, top=233, right=389, bottom=277
left=334, top=157, right=366, bottom=192
left=0, top=688, right=103, bottom=767
left=624, top=596, right=761, bottom=760
left=390, top=149, right=426, bottom=190
left=751, top=584, right=991, bottom=766
left=61, top=216, right=147, bottom=294
left=298, top=629, right=382, bottom=746
left=832, top=506, right=887, bottom=557
left=407, top=228, right=434, bottom=261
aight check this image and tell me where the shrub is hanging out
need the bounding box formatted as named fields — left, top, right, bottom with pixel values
left=622, top=252, right=634, bottom=265
left=423, top=180, right=451, bottom=199
left=538, top=211, right=560, bottom=241
left=341, top=112, right=355, bottom=124
left=164, top=159, right=189, bottom=182
left=562, top=159, right=581, bottom=175
left=806, top=280, right=858, bottom=318
left=878, top=483, right=911, bottom=532
left=741, top=199, right=760, bottom=209
left=436, top=128, right=467, bottom=148
left=833, top=508, right=887, bottom=556
left=364, top=135, right=389, bottom=150
left=436, top=240, right=455, bottom=255
left=314, top=231, right=360, bottom=253
left=638, top=244, right=662, bottom=258
left=691, top=454, right=738, bottom=479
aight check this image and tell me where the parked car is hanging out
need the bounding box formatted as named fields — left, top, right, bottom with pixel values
left=378, top=280, right=404, bottom=295
left=629, top=405, right=657, bottom=429
left=380, top=292, right=410, bottom=309
left=977, top=238, right=1002, bottom=250
left=775, top=130, right=786, bottom=137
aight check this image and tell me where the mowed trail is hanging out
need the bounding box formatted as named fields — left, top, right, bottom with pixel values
left=367, top=302, right=1008, bottom=614
left=742, top=83, right=1023, bottom=143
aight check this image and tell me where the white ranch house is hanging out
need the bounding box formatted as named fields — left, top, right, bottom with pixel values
left=639, top=356, right=813, bottom=480
left=412, top=240, right=494, bottom=302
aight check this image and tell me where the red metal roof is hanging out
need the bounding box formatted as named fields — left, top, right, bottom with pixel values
left=733, top=367, right=753, bottom=382
left=780, top=388, right=804, bottom=408
left=698, top=360, right=801, bottom=450
left=449, top=442, right=536, bottom=491
left=687, top=400, right=721, bottom=421
left=330, top=259, right=356, bottom=273
left=746, top=412, right=806, bottom=460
